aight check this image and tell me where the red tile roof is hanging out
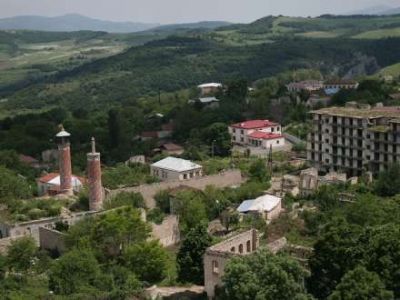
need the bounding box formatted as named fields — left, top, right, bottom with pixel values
left=141, top=131, right=159, bottom=138
left=161, top=123, right=174, bottom=131
left=38, top=172, right=59, bottom=183
left=230, top=120, right=278, bottom=129
left=19, top=154, right=39, bottom=164
left=162, top=143, right=183, bottom=151
left=38, top=172, right=86, bottom=184
left=248, top=131, right=283, bottom=140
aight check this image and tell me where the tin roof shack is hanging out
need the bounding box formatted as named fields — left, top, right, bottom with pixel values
left=237, top=194, right=282, bottom=223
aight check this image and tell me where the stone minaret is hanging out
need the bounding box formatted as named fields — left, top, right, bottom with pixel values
left=87, top=137, right=103, bottom=211
left=56, top=125, right=73, bottom=196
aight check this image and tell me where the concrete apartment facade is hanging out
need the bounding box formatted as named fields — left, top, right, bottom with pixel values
left=307, top=105, right=400, bottom=176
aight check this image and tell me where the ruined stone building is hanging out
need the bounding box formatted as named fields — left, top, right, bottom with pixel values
left=307, top=104, right=400, bottom=176
left=204, top=229, right=259, bottom=299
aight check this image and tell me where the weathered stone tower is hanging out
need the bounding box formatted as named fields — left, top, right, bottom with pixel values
left=56, top=126, right=73, bottom=196
left=87, top=137, right=103, bottom=211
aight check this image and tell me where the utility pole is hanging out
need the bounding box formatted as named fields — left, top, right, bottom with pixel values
left=158, top=87, right=161, bottom=105
left=268, top=144, right=273, bottom=175
left=211, top=139, right=216, bottom=158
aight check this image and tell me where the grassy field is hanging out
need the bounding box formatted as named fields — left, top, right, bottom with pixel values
left=376, top=62, right=400, bottom=78
left=352, top=28, right=400, bottom=39
left=0, top=34, right=130, bottom=89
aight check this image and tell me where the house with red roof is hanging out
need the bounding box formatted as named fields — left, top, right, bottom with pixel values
left=37, top=172, right=85, bottom=196
left=229, top=120, right=285, bottom=149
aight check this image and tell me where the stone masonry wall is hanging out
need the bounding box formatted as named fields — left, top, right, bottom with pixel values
left=204, top=229, right=259, bottom=299
left=108, top=170, right=243, bottom=209
left=39, top=227, right=66, bottom=254
left=151, top=215, right=180, bottom=247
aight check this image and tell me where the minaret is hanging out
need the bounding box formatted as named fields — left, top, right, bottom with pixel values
left=56, top=125, right=73, bottom=196
left=87, top=137, right=103, bottom=211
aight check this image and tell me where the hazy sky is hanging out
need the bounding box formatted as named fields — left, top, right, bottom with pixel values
left=0, top=0, right=399, bottom=24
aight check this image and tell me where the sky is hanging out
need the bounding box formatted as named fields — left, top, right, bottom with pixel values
left=0, top=0, right=399, bottom=24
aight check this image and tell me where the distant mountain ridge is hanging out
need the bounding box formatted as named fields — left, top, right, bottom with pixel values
left=347, top=5, right=400, bottom=16
left=149, top=21, right=231, bottom=32
left=0, top=14, right=159, bottom=33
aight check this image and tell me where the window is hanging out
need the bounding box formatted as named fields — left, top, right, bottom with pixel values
left=271, top=127, right=275, bottom=132
left=231, top=247, right=235, bottom=253
left=233, top=128, right=236, bottom=133
left=212, top=260, right=219, bottom=274
left=277, top=140, right=280, bottom=144
left=239, top=244, right=244, bottom=254
left=246, top=240, right=251, bottom=252
left=277, top=127, right=280, bottom=131
left=241, top=130, right=244, bottom=135
left=183, top=174, right=187, bottom=180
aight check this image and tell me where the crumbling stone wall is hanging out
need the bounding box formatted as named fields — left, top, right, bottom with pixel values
left=109, top=170, right=243, bottom=209
left=151, top=215, right=180, bottom=247
left=204, top=229, right=259, bottom=299
left=39, top=227, right=66, bottom=254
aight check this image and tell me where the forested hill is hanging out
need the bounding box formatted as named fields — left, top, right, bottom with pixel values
left=4, top=36, right=400, bottom=112
left=2, top=14, right=400, bottom=114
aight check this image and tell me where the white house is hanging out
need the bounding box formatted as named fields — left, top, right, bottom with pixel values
left=151, top=157, right=203, bottom=181
left=198, top=83, right=222, bottom=96
left=286, top=80, right=323, bottom=93
left=237, top=194, right=282, bottom=222
left=188, top=97, right=220, bottom=109
left=229, top=119, right=284, bottom=149
left=37, top=173, right=84, bottom=196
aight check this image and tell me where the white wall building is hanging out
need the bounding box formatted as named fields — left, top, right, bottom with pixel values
left=198, top=83, right=222, bottom=96
left=151, top=157, right=203, bottom=181
left=237, top=194, right=282, bottom=222
left=37, top=173, right=84, bottom=196
left=229, top=119, right=284, bottom=149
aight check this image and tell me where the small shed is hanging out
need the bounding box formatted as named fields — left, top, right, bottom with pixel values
left=237, top=194, right=282, bottom=222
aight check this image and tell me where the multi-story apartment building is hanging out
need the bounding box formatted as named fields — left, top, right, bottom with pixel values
left=307, top=104, right=400, bottom=176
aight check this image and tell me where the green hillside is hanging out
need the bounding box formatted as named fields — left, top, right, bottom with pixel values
left=211, top=14, right=400, bottom=45
left=2, top=14, right=400, bottom=115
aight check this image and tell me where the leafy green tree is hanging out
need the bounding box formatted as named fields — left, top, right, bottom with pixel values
left=248, top=159, right=270, bottom=183
left=66, top=207, right=150, bottom=260
left=202, top=122, right=232, bottom=156
left=328, top=266, right=393, bottom=300
left=123, top=240, right=168, bottom=284
left=374, top=163, right=400, bottom=197
left=308, top=219, right=364, bottom=299
left=363, top=224, right=400, bottom=297
left=0, top=165, right=32, bottom=203
left=174, top=191, right=209, bottom=234
left=0, top=254, right=6, bottom=279
left=6, top=236, right=36, bottom=272
left=104, top=191, right=145, bottom=210
left=90, top=207, right=150, bottom=259
left=154, top=190, right=171, bottom=214
left=220, top=249, right=312, bottom=300
left=49, top=248, right=101, bottom=295
left=177, top=224, right=212, bottom=284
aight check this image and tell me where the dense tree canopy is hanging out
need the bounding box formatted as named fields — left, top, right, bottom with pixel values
left=328, top=266, right=393, bottom=300
left=219, top=249, right=312, bottom=300
left=176, top=224, right=212, bottom=284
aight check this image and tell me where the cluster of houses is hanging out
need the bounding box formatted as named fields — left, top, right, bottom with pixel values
left=3, top=80, right=318, bottom=300
left=286, top=79, right=359, bottom=94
